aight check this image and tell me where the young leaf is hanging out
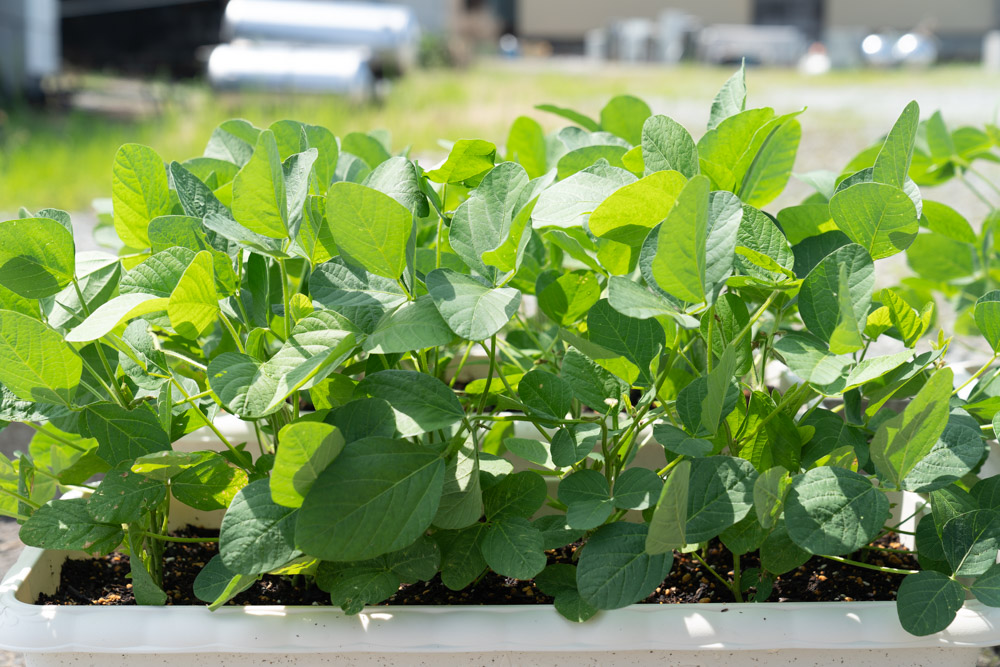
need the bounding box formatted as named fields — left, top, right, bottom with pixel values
left=296, top=437, right=445, bottom=561
left=798, top=243, right=874, bottom=352
left=975, top=291, right=1000, bottom=352
left=558, top=469, right=614, bottom=530
left=577, top=522, right=672, bottom=610
left=651, top=175, right=709, bottom=303
left=326, top=182, right=411, bottom=280
left=588, top=170, right=687, bottom=247
left=829, top=183, right=917, bottom=259
left=64, top=293, right=168, bottom=343
left=646, top=459, right=691, bottom=554
left=0, top=310, right=82, bottom=406
left=506, top=116, right=547, bottom=179
left=0, top=218, right=75, bottom=299
left=112, top=144, right=171, bottom=248
left=270, top=422, right=345, bottom=508
left=534, top=104, right=600, bottom=132
left=425, top=268, right=521, bottom=341
left=167, top=250, right=218, bottom=340
left=708, top=63, right=746, bottom=130
left=532, top=161, right=636, bottom=229
left=735, top=114, right=802, bottom=207
left=872, top=101, right=919, bottom=188
left=641, top=115, right=698, bottom=178
left=941, top=509, right=1000, bottom=576
left=231, top=130, right=288, bottom=239
left=425, top=139, right=496, bottom=184
left=219, top=479, right=301, bottom=575
left=171, top=455, right=248, bottom=511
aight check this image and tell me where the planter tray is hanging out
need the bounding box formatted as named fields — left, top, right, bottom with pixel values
left=2, top=546, right=999, bottom=666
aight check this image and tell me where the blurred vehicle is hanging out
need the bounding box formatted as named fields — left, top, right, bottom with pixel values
left=862, top=31, right=938, bottom=67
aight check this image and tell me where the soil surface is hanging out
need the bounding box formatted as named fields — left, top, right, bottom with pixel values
left=38, top=528, right=915, bottom=607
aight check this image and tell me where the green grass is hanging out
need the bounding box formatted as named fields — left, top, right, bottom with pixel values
left=1, top=61, right=995, bottom=212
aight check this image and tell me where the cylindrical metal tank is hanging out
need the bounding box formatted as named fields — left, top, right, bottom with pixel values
left=207, top=42, right=375, bottom=99
left=222, top=0, right=421, bottom=73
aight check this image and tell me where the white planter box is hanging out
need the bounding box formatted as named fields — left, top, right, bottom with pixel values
left=1, top=543, right=998, bottom=666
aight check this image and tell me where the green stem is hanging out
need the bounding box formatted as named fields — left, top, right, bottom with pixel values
left=692, top=549, right=737, bottom=597
left=138, top=531, right=219, bottom=544
left=0, top=486, right=40, bottom=509
left=277, top=258, right=292, bottom=341
left=733, top=291, right=779, bottom=346
left=476, top=335, right=498, bottom=418
left=448, top=341, right=476, bottom=388
left=820, top=554, right=918, bottom=576
left=732, top=551, right=743, bottom=603
left=161, top=349, right=208, bottom=370
left=953, top=352, right=999, bottom=396
left=24, top=423, right=87, bottom=452
left=170, top=378, right=253, bottom=474
left=71, top=277, right=128, bottom=407
left=220, top=313, right=245, bottom=354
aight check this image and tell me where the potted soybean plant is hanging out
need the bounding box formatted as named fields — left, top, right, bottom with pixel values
left=1, top=67, right=1000, bottom=666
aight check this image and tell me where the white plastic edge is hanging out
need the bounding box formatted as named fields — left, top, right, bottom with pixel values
left=2, top=544, right=1000, bottom=654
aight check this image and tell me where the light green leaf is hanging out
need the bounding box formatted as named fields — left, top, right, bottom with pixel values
left=0, top=218, right=75, bottom=298
left=231, top=130, right=288, bottom=239
left=785, top=466, right=889, bottom=555
left=65, top=293, right=167, bottom=343
left=296, top=437, right=445, bottom=561
left=735, top=114, right=802, bottom=207
left=204, top=119, right=259, bottom=166
left=686, top=456, right=757, bottom=542
left=533, top=161, right=636, bottom=229
left=539, top=270, right=601, bottom=326
left=606, top=275, right=690, bottom=324
left=906, top=232, right=975, bottom=281
left=975, top=291, right=1000, bottom=352
left=708, top=64, right=746, bottom=130
left=171, top=455, right=248, bottom=511
left=587, top=299, right=663, bottom=382
left=641, top=115, right=698, bottom=178
left=356, top=370, right=465, bottom=437
left=364, top=296, right=454, bottom=354
left=506, top=116, right=547, bottom=179
left=735, top=205, right=794, bottom=282
left=600, top=95, right=651, bottom=145
left=0, top=310, right=82, bottom=405
left=220, top=479, right=301, bottom=575
left=327, top=182, right=411, bottom=280
left=896, top=571, right=964, bottom=636
left=754, top=466, right=791, bottom=530
left=112, top=144, right=171, bottom=248
left=480, top=516, right=546, bottom=579
left=777, top=204, right=835, bottom=245
left=646, top=459, right=691, bottom=554
left=588, top=170, right=687, bottom=247
left=829, top=183, right=917, bottom=259
left=577, top=522, right=672, bottom=610
left=873, top=101, right=919, bottom=188
left=535, top=104, right=600, bottom=132
left=426, top=268, right=521, bottom=340
left=167, top=250, right=218, bottom=339
left=870, top=368, right=953, bottom=489
left=772, top=332, right=852, bottom=395
left=426, top=139, right=496, bottom=184
left=309, top=257, right=407, bottom=334
left=922, top=200, right=975, bottom=243
left=270, top=422, right=345, bottom=508
left=557, top=145, right=628, bottom=179
left=651, top=175, right=709, bottom=303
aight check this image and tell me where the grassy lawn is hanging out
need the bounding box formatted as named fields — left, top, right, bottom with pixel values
left=1, top=60, right=997, bottom=212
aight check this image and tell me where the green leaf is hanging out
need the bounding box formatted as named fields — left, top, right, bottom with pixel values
left=785, top=466, right=889, bottom=555
left=686, top=456, right=757, bottom=542
left=296, top=437, right=445, bottom=561
left=232, top=130, right=288, bottom=239
left=204, top=119, right=259, bottom=166
left=588, top=170, right=687, bottom=247
left=112, top=144, right=171, bottom=248
left=356, top=370, right=464, bottom=438
left=532, top=161, right=635, bottom=229
left=329, top=397, right=395, bottom=443
left=518, top=369, right=573, bottom=421
left=172, top=454, right=248, bottom=511
left=708, top=64, right=746, bottom=130
left=538, top=271, right=601, bottom=326
left=641, top=115, right=698, bottom=178
left=327, top=182, right=411, bottom=280
left=270, top=422, right=345, bottom=508
left=294, top=195, right=337, bottom=265
left=906, top=232, right=975, bottom=281
left=550, top=424, right=601, bottom=467
left=434, top=440, right=482, bottom=529
left=504, top=437, right=550, bottom=466
left=219, top=479, right=301, bottom=575
left=438, top=524, right=488, bottom=590
left=675, top=376, right=740, bottom=437
left=613, top=468, right=662, bottom=510
left=560, top=347, right=628, bottom=415
left=606, top=275, right=689, bottom=324
left=829, top=183, right=917, bottom=259
left=735, top=205, right=794, bottom=282
left=426, top=268, right=521, bottom=340
left=772, top=332, right=852, bottom=395
left=735, top=114, right=801, bottom=207
left=760, top=519, right=811, bottom=574
left=126, top=527, right=168, bottom=605
left=480, top=516, right=546, bottom=579
left=975, top=291, right=1000, bottom=352
left=646, top=459, right=691, bottom=554
left=651, top=175, right=709, bottom=303
left=483, top=470, right=547, bottom=520
left=535, top=564, right=598, bottom=622
left=426, top=139, right=496, bottom=184
left=754, top=466, right=791, bottom=530
left=64, top=293, right=168, bottom=343
left=363, top=156, right=428, bottom=218
left=559, top=469, right=613, bottom=530
left=506, top=116, right=547, bottom=179
left=798, top=243, right=874, bottom=352
left=971, top=562, right=1000, bottom=606
left=0, top=310, right=82, bottom=405
left=873, top=101, right=919, bottom=188
left=942, top=509, right=1000, bottom=576
left=364, top=296, right=454, bottom=354
left=587, top=299, right=663, bottom=383
left=88, top=462, right=166, bottom=524
left=535, top=104, right=600, bottom=132
left=922, top=200, right=976, bottom=243
left=896, top=571, right=964, bottom=636
left=309, top=257, right=407, bottom=334
left=557, top=145, right=629, bottom=179
left=870, top=368, right=953, bottom=489
left=599, top=95, right=651, bottom=145
left=193, top=554, right=257, bottom=609
left=342, top=131, right=390, bottom=170
left=167, top=250, right=218, bottom=339
left=577, top=522, right=672, bottom=610
left=20, top=498, right=123, bottom=555
left=0, top=218, right=75, bottom=298
left=652, top=423, right=714, bottom=458
left=83, top=403, right=171, bottom=466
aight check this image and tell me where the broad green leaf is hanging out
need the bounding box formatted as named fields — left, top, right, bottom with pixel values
left=434, top=441, right=482, bottom=529
left=270, top=422, right=345, bottom=508
left=438, top=524, right=488, bottom=590
left=613, top=468, right=663, bottom=510
left=356, top=370, right=465, bottom=437
left=83, top=403, right=171, bottom=466
left=0, top=218, right=75, bottom=298
left=588, top=170, right=687, bottom=247
left=506, top=116, right=547, bottom=179
left=641, top=115, right=698, bottom=178
left=879, top=288, right=928, bottom=347
left=906, top=232, right=975, bottom=281
left=651, top=175, right=709, bottom=303
left=480, top=516, right=546, bottom=579
left=168, top=162, right=229, bottom=220
left=701, top=345, right=739, bottom=436
left=232, top=130, right=288, bottom=239
left=532, top=161, right=636, bottom=229
left=971, top=562, right=1000, bottom=606
left=167, top=250, right=218, bottom=339
left=533, top=515, right=585, bottom=551
left=785, top=466, right=889, bottom=555
left=112, top=144, right=171, bottom=248
left=550, top=424, right=601, bottom=467
left=220, top=479, right=301, bottom=575
left=88, top=462, right=166, bottom=524
left=646, top=460, right=691, bottom=555
left=698, top=108, right=774, bottom=191
left=65, top=293, right=167, bottom=343
left=777, top=204, right=835, bottom=245
left=426, top=268, right=521, bottom=340
left=829, top=183, right=917, bottom=259
left=342, top=132, right=390, bottom=170
left=676, top=376, right=740, bottom=438
left=296, top=437, right=445, bottom=561
left=975, top=291, right=1000, bottom=352
left=760, top=519, right=810, bottom=574
left=294, top=195, right=337, bottom=265
left=557, top=145, right=628, bottom=179
left=870, top=368, right=953, bottom=489
left=798, top=244, right=874, bottom=351
left=535, top=564, right=598, bottom=622
left=46, top=252, right=121, bottom=330
left=539, top=271, right=600, bottom=326
left=364, top=296, right=454, bottom=354
left=735, top=205, right=794, bottom=282
left=873, top=101, right=919, bottom=188
left=922, top=200, right=976, bottom=243
left=587, top=299, right=663, bottom=383
left=652, top=423, right=714, bottom=458
left=426, top=139, right=496, bottom=184
left=363, top=156, right=428, bottom=218
left=534, top=104, right=600, bottom=132
left=560, top=347, right=627, bottom=415
left=896, top=571, right=964, bottom=636
left=0, top=310, right=82, bottom=406
left=577, top=522, right=672, bottom=610
left=204, top=119, right=259, bottom=166
left=701, top=293, right=752, bottom=375
left=483, top=470, right=547, bottom=520
left=686, top=456, right=757, bottom=542
left=193, top=554, right=257, bottom=610
left=708, top=64, right=746, bottom=130
left=735, top=114, right=802, bottom=207
left=754, top=466, right=791, bottom=530
left=172, top=455, right=248, bottom=511
left=503, top=437, right=550, bottom=467
left=772, top=332, right=852, bottom=395
left=558, top=469, right=613, bottom=530
left=20, top=498, right=123, bottom=555
left=309, top=257, right=407, bottom=334
left=327, top=182, right=411, bottom=280
left=942, top=509, right=1000, bottom=576
left=599, top=95, right=651, bottom=145
left=202, top=212, right=287, bottom=259
left=519, top=369, right=573, bottom=422
left=329, top=397, right=395, bottom=443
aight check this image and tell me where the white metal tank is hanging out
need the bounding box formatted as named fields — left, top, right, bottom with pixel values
left=207, top=42, right=374, bottom=99
left=222, top=0, right=421, bottom=73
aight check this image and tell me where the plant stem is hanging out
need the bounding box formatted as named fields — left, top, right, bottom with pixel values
left=476, top=335, right=498, bottom=417
left=820, top=554, right=918, bottom=576
left=952, top=352, right=999, bottom=396
left=219, top=313, right=245, bottom=354
left=277, top=258, right=292, bottom=341
left=138, top=531, right=219, bottom=544
left=733, top=291, right=779, bottom=346
left=448, top=341, right=475, bottom=388
left=692, top=549, right=737, bottom=597
left=732, top=551, right=743, bottom=603
left=160, top=349, right=208, bottom=370
left=170, top=378, right=253, bottom=473
left=24, top=423, right=87, bottom=452
left=71, top=277, right=128, bottom=407
left=0, top=487, right=40, bottom=509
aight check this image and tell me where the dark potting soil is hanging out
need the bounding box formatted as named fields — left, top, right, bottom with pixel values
left=36, top=527, right=917, bottom=608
